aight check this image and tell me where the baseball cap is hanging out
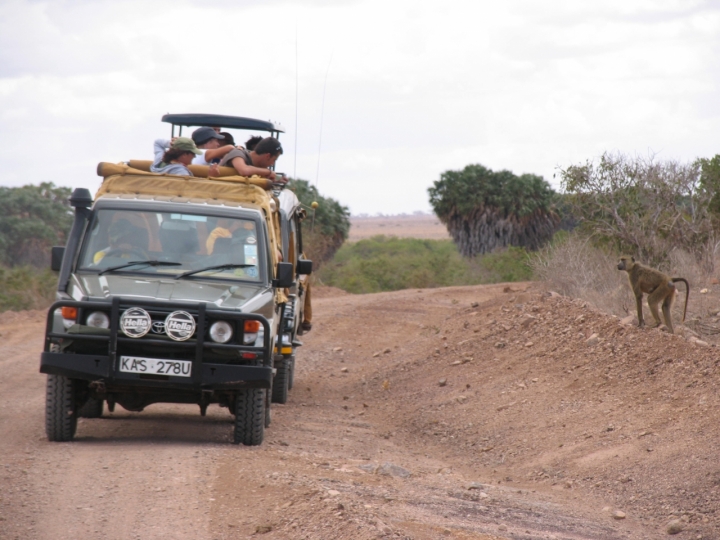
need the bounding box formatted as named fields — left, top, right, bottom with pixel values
left=172, top=137, right=203, bottom=155
left=254, top=137, right=283, bottom=156
left=191, top=126, right=225, bottom=145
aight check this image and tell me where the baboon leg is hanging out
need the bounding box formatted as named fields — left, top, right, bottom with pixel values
left=662, top=290, right=676, bottom=334
left=661, top=297, right=674, bottom=334
left=647, top=287, right=668, bottom=328
left=635, top=295, right=645, bottom=327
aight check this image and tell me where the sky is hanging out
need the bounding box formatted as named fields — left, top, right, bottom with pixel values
left=1, top=0, right=719, bottom=215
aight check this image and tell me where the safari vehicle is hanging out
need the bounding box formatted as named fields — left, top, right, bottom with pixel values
left=273, top=188, right=312, bottom=402
left=40, top=114, right=312, bottom=446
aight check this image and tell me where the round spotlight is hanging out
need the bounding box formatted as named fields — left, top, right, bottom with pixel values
left=86, top=311, right=110, bottom=329
left=209, top=321, right=233, bottom=344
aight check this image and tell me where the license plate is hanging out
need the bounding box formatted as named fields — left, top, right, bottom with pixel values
left=119, top=356, right=192, bottom=377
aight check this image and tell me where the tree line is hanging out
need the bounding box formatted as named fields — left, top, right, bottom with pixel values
left=0, top=180, right=349, bottom=270
left=429, top=152, right=720, bottom=271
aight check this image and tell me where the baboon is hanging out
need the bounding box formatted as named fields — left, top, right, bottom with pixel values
left=617, top=256, right=689, bottom=334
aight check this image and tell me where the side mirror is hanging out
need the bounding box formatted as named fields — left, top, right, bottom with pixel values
left=296, top=258, right=313, bottom=276
left=51, top=246, right=65, bottom=272
left=272, top=262, right=294, bottom=288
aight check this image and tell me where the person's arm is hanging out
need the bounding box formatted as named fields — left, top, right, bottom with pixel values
left=153, top=139, right=171, bottom=164
left=203, top=145, right=235, bottom=162
left=230, top=157, right=277, bottom=180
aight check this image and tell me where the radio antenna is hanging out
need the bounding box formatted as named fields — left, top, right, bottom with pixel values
left=293, top=23, right=299, bottom=183
left=315, top=50, right=333, bottom=190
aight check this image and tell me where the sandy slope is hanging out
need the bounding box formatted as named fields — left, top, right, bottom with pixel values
left=0, top=285, right=717, bottom=539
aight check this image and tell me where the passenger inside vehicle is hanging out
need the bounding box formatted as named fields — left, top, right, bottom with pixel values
left=159, top=219, right=200, bottom=261
left=206, top=218, right=246, bottom=255
left=93, top=219, right=148, bottom=263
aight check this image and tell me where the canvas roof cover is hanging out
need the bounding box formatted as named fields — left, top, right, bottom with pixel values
left=96, top=163, right=273, bottom=208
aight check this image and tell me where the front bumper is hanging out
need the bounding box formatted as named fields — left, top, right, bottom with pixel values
left=40, top=297, right=273, bottom=390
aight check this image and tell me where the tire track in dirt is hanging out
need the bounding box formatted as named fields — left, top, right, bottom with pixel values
left=1, top=286, right=694, bottom=539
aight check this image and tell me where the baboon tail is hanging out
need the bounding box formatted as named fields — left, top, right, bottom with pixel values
left=672, top=278, right=690, bottom=323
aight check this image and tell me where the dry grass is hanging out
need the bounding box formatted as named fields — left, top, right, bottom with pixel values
left=530, top=233, right=716, bottom=324
left=348, top=214, right=450, bottom=241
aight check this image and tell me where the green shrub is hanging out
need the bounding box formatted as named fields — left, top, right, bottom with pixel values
left=0, top=183, right=73, bottom=268
left=285, top=178, right=350, bottom=267
left=0, top=265, right=57, bottom=312
left=470, top=246, right=533, bottom=283
left=318, top=236, right=531, bottom=293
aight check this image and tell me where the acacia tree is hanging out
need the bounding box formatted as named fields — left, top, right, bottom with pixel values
left=0, top=182, right=73, bottom=267
left=428, top=164, right=559, bottom=257
left=559, top=152, right=718, bottom=270
left=286, top=178, right=350, bottom=266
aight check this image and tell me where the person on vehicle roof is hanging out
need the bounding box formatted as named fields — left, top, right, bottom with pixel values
left=245, top=135, right=262, bottom=151
left=151, top=137, right=219, bottom=176
left=220, top=137, right=285, bottom=182
left=191, top=127, right=236, bottom=166
left=219, top=132, right=235, bottom=147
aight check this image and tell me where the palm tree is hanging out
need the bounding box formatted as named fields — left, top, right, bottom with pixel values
left=428, top=164, right=558, bottom=257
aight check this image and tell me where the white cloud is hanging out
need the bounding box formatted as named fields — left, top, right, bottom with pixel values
left=0, top=0, right=719, bottom=214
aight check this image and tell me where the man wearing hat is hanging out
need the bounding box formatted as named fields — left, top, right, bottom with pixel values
left=151, top=137, right=213, bottom=176
left=219, top=137, right=285, bottom=182
left=191, top=126, right=236, bottom=166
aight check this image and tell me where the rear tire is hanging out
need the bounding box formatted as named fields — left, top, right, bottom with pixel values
left=271, top=358, right=289, bottom=404
left=45, top=375, right=77, bottom=442
left=78, top=397, right=104, bottom=418
left=233, top=388, right=265, bottom=446
left=287, top=356, right=295, bottom=390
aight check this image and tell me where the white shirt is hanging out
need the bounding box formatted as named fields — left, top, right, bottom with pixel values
left=192, top=150, right=209, bottom=166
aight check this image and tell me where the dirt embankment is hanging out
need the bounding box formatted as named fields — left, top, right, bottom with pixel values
left=0, top=285, right=718, bottom=539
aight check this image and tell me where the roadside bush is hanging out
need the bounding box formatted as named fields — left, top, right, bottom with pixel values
left=286, top=178, right=350, bottom=268
left=0, top=183, right=73, bottom=268
left=318, top=236, right=532, bottom=294
left=559, top=152, right=720, bottom=272
left=0, top=265, right=57, bottom=312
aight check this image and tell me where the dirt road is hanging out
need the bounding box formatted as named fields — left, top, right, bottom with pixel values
left=1, top=285, right=718, bottom=539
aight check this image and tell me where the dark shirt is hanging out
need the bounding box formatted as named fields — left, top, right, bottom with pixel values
left=220, top=148, right=253, bottom=168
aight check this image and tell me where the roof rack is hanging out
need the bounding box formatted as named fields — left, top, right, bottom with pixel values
left=161, top=113, right=284, bottom=138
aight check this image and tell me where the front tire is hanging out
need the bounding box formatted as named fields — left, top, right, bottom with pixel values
left=45, top=375, right=78, bottom=442
left=233, top=388, right=265, bottom=446
left=78, top=397, right=104, bottom=418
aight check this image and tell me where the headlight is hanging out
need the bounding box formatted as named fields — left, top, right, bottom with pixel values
left=86, top=311, right=110, bottom=329
left=209, top=321, right=233, bottom=344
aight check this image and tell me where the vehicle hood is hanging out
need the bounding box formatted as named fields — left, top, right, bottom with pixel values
left=70, top=273, right=270, bottom=311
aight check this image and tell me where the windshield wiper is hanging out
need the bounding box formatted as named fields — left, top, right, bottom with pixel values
left=98, top=260, right=182, bottom=275
left=175, top=263, right=252, bottom=279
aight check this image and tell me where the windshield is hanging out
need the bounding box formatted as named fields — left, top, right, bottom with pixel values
left=77, top=209, right=264, bottom=282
